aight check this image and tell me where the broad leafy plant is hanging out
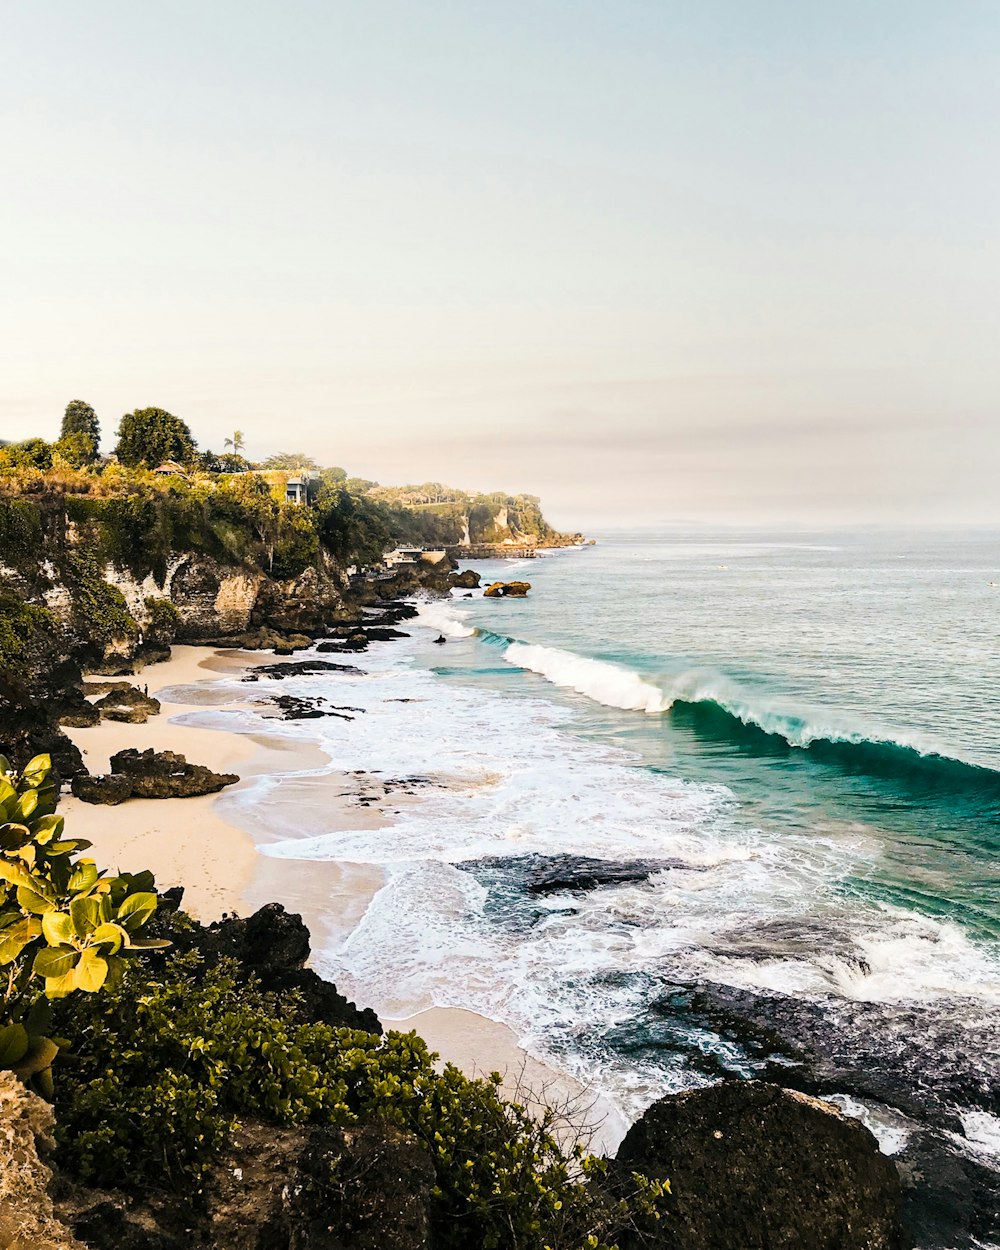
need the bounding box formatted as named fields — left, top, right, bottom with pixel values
left=0, top=753, right=167, bottom=1092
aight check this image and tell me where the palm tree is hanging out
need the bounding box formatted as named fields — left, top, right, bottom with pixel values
left=224, top=429, right=246, bottom=454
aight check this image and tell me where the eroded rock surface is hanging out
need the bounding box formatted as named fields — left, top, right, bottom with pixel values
left=107, top=748, right=239, bottom=798
left=614, top=1081, right=909, bottom=1250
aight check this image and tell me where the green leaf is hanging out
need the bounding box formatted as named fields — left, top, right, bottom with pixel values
left=14, top=790, right=38, bottom=821
left=44, top=968, right=78, bottom=999
left=70, top=895, right=101, bottom=936
left=67, top=860, right=99, bottom=893
left=116, top=891, right=158, bottom=931
left=41, top=911, right=76, bottom=946
left=33, top=945, right=79, bottom=980
left=11, top=1034, right=59, bottom=1080
left=0, top=915, right=42, bottom=963
left=91, top=922, right=127, bottom=954
left=46, top=838, right=91, bottom=856
left=74, top=948, right=109, bottom=993
left=20, top=754, right=52, bottom=788
left=0, top=860, right=35, bottom=889
left=17, top=884, right=56, bottom=915
left=29, top=814, right=64, bottom=845
left=0, top=755, right=12, bottom=780
left=24, top=995, right=52, bottom=1037
left=0, top=1022, right=29, bottom=1066
left=0, top=822, right=30, bottom=851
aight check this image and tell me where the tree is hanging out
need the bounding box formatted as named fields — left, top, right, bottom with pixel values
left=115, top=408, right=197, bottom=468
left=261, top=452, right=319, bottom=472
left=223, top=430, right=246, bottom=454
left=60, top=401, right=100, bottom=460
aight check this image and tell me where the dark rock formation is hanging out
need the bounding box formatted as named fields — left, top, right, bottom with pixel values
left=483, top=580, right=531, bottom=598
left=0, top=668, right=86, bottom=780
left=449, top=568, right=481, bottom=589
left=106, top=748, right=239, bottom=799
left=317, top=631, right=369, bottom=653
left=270, top=694, right=329, bottom=720
left=613, top=1081, right=909, bottom=1250
left=94, top=685, right=161, bottom=724
left=70, top=773, right=134, bottom=805
left=242, top=660, right=362, bottom=681
left=192, top=626, right=314, bottom=652
left=362, top=626, right=409, bottom=641
left=172, top=903, right=381, bottom=1035
left=58, top=701, right=102, bottom=729
left=460, top=854, right=699, bottom=897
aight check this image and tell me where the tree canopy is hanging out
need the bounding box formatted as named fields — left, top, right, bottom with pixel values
left=115, top=408, right=197, bottom=468
left=61, top=400, right=100, bottom=449
left=261, top=452, right=320, bottom=472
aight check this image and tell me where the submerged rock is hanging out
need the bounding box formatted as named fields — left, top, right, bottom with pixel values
left=614, top=1081, right=909, bottom=1250
left=106, top=748, right=239, bottom=799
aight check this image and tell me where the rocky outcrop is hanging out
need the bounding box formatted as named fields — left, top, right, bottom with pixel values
left=242, top=659, right=363, bottom=681
left=166, top=903, right=381, bottom=1035
left=70, top=773, right=134, bottom=805
left=0, top=1070, right=86, bottom=1250
left=483, top=580, right=531, bottom=598
left=105, top=748, right=239, bottom=799
left=613, top=1081, right=909, bottom=1250
left=0, top=668, right=86, bottom=781
left=93, top=685, right=161, bottom=724
left=449, top=568, right=481, bottom=589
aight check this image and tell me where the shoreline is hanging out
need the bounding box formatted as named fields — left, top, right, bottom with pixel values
left=62, top=641, right=616, bottom=1147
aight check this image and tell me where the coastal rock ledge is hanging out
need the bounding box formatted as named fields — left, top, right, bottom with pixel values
left=614, top=1080, right=909, bottom=1250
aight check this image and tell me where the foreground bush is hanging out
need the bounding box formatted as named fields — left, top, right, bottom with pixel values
left=54, top=951, right=662, bottom=1248
left=0, top=754, right=166, bottom=1094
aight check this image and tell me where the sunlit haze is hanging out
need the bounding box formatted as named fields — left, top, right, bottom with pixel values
left=2, top=1, right=998, bottom=528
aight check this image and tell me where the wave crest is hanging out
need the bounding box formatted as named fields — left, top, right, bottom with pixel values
left=493, top=636, right=1000, bottom=792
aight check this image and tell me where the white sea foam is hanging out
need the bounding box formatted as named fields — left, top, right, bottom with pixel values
left=499, top=640, right=951, bottom=756
left=186, top=628, right=1000, bottom=1137
left=414, top=600, right=476, bottom=637
left=503, top=641, right=671, bottom=713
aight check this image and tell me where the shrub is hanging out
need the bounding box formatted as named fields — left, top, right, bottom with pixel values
left=0, top=754, right=167, bottom=1096
left=53, top=950, right=662, bottom=1247
left=65, top=553, right=137, bottom=643
left=0, top=594, right=56, bottom=677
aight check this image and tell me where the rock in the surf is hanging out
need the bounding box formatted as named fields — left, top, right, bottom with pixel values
left=613, top=1081, right=908, bottom=1250
left=483, top=580, right=531, bottom=597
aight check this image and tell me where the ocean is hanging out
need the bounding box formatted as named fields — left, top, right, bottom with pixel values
left=181, top=526, right=1000, bottom=1238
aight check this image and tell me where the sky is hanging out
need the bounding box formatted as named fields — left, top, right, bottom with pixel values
left=2, top=1, right=999, bottom=529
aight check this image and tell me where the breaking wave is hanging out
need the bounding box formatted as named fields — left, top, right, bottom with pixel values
left=485, top=633, right=1000, bottom=799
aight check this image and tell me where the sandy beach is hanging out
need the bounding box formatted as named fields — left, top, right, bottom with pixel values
left=61, top=643, right=611, bottom=1144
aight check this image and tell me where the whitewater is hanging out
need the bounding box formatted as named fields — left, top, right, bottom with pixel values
left=180, top=526, right=999, bottom=1247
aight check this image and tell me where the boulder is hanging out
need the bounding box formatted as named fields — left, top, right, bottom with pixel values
left=94, top=685, right=161, bottom=724
left=613, top=1081, right=909, bottom=1250
left=0, top=1071, right=87, bottom=1250
left=0, top=669, right=86, bottom=781
left=483, top=580, right=531, bottom=598
left=71, top=773, right=134, bottom=805
left=58, top=701, right=102, bottom=728
left=107, top=748, right=239, bottom=799
left=449, top=568, right=481, bottom=589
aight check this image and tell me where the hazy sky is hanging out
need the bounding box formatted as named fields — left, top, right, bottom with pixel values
left=2, top=1, right=999, bottom=528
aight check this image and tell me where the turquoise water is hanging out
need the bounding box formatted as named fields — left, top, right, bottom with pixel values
left=207, top=525, right=1000, bottom=1214
left=448, top=528, right=1000, bottom=942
